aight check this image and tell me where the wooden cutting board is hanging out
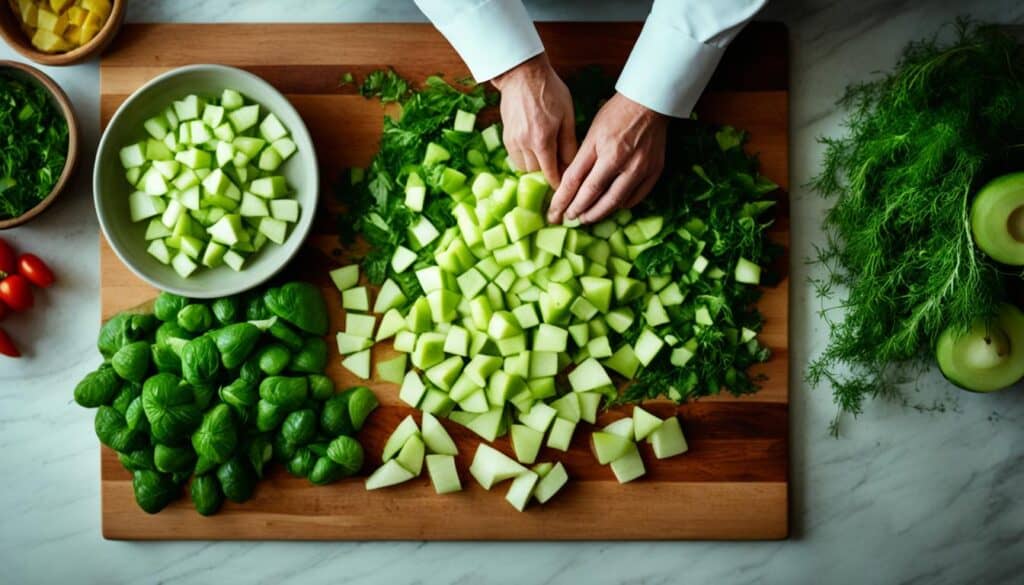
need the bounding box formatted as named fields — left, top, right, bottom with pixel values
left=98, top=22, right=789, bottom=540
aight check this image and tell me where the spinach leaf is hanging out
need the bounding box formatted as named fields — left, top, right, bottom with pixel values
left=211, top=323, right=260, bottom=369
left=191, top=404, right=238, bottom=465
left=190, top=474, right=224, bottom=516
left=216, top=457, right=257, bottom=503
left=289, top=337, right=327, bottom=374
left=263, top=282, right=328, bottom=335
left=94, top=406, right=145, bottom=452
left=111, top=341, right=151, bottom=383
left=132, top=470, right=179, bottom=514
left=181, top=335, right=221, bottom=386
left=154, top=292, right=190, bottom=323
left=141, top=373, right=202, bottom=444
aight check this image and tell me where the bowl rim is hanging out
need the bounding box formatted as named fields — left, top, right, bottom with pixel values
left=0, top=59, right=80, bottom=229
left=93, top=63, right=320, bottom=299
left=0, top=0, right=126, bottom=67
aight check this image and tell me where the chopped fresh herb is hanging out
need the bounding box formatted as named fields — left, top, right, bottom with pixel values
left=0, top=72, right=69, bottom=220
left=808, top=20, right=1024, bottom=435
left=359, top=69, right=412, bottom=103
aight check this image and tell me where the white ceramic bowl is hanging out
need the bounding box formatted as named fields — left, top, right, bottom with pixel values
left=94, top=64, right=318, bottom=298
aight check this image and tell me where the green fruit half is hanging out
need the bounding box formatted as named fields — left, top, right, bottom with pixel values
left=970, top=172, right=1024, bottom=266
left=936, top=304, right=1024, bottom=392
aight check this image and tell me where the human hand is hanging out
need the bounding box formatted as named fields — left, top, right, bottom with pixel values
left=547, top=92, right=668, bottom=224
left=491, top=53, right=576, bottom=187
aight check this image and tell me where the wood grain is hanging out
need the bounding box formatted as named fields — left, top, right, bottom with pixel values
left=99, top=22, right=790, bottom=540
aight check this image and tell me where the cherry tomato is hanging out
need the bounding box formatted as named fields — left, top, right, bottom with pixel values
left=0, top=275, right=33, bottom=312
left=0, top=238, right=15, bottom=277
left=0, top=328, right=19, bottom=358
left=17, top=254, right=55, bottom=288
left=0, top=300, right=6, bottom=321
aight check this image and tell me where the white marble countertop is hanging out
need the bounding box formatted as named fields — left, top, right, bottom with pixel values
left=1, top=1, right=1022, bottom=583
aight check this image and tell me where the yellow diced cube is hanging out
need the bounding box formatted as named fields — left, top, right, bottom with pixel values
left=66, top=4, right=85, bottom=25
left=36, top=8, right=68, bottom=34
left=49, top=0, right=72, bottom=13
left=81, top=9, right=103, bottom=29
left=62, top=23, right=79, bottom=44
left=31, top=27, right=70, bottom=52
left=17, top=0, right=38, bottom=27
left=79, top=0, right=109, bottom=19
left=77, top=22, right=97, bottom=44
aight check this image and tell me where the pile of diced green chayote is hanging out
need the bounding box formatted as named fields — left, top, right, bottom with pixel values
left=72, top=281, right=378, bottom=515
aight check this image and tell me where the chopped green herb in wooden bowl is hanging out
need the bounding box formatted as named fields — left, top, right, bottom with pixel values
left=0, top=60, right=78, bottom=228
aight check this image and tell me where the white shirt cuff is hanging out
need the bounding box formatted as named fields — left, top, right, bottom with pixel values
left=419, top=0, right=545, bottom=82
left=615, top=17, right=727, bottom=118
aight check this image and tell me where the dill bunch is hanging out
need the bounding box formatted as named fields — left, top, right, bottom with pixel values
left=809, top=20, right=1024, bottom=435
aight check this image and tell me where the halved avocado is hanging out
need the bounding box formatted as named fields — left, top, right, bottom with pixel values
left=970, top=172, right=1024, bottom=266
left=936, top=304, right=1024, bottom=393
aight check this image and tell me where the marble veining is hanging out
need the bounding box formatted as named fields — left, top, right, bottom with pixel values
left=1, top=1, right=1022, bottom=584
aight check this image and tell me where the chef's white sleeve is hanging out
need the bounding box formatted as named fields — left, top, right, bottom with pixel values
left=415, top=0, right=768, bottom=116
left=615, top=0, right=768, bottom=118
left=413, top=0, right=545, bottom=82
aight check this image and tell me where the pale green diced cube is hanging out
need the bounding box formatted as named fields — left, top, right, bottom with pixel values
left=270, top=199, right=300, bottom=223
left=222, top=250, right=246, bottom=271
left=342, top=287, right=370, bottom=311
left=239, top=192, right=270, bottom=217
left=341, top=349, right=372, bottom=379
left=249, top=176, right=287, bottom=198
left=271, top=137, right=297, bottom=160
left=147, top=239, right=171, bottom=264
left=377, top=354, right=407, bottom=384
left=258, top=147, right=283, bottom=172
left=505, top=470, right=539, bottom=512
left=228, top=104, right=260, bottom=133
left=171, top=252, right=198, bottom=278
left=426, top=454, right=462, bottom=494
left=258, top=217, right=288, bottom=245
left=129, top=191, right=165, bottom=222
left=259, top=112, right=289, bottom=142
left=220, top=89, right=245, bottom=110
left=329, top=265, right=359, bottom=291
left=546, top=417, right=576, bottom=451
left=365, top=459, right=416, bottom=490
left=532, top=462, right=568, bottom=504
left=391, top=246, right=417, bottom=273
left=173, top=95, right=202, bottom=121
left=398, top=370, right=427, bottom=407
left=648, top=416, right=688, bottom=459
left=609, top=445, right=645, bottom=483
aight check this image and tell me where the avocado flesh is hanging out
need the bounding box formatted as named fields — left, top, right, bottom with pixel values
left=970, top=172, right=1024, bottom=266
left=936, top=304, right=1024, bottom=392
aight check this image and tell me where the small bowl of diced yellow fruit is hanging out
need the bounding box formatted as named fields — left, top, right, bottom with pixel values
left=0, top=0, right=124, bottom=66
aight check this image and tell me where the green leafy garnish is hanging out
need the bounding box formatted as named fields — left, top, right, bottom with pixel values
left=808, top=21, right=1024, bottom=434
left=0, top=72, right=69, bottom=220
left=359, top=69, right=412, bottom=103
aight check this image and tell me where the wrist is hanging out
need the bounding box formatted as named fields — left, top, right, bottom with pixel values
left=492, top=53, right=552, bottom=89
left=614, top=92, right=668, bottom=125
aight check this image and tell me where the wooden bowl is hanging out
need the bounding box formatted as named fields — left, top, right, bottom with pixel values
left=0, top=60, right=79, bottom=229
left=0, top=0, right=125, bottom=66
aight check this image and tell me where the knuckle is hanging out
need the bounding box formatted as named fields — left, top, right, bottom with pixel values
left=577, top=184, right=603, bottom=202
